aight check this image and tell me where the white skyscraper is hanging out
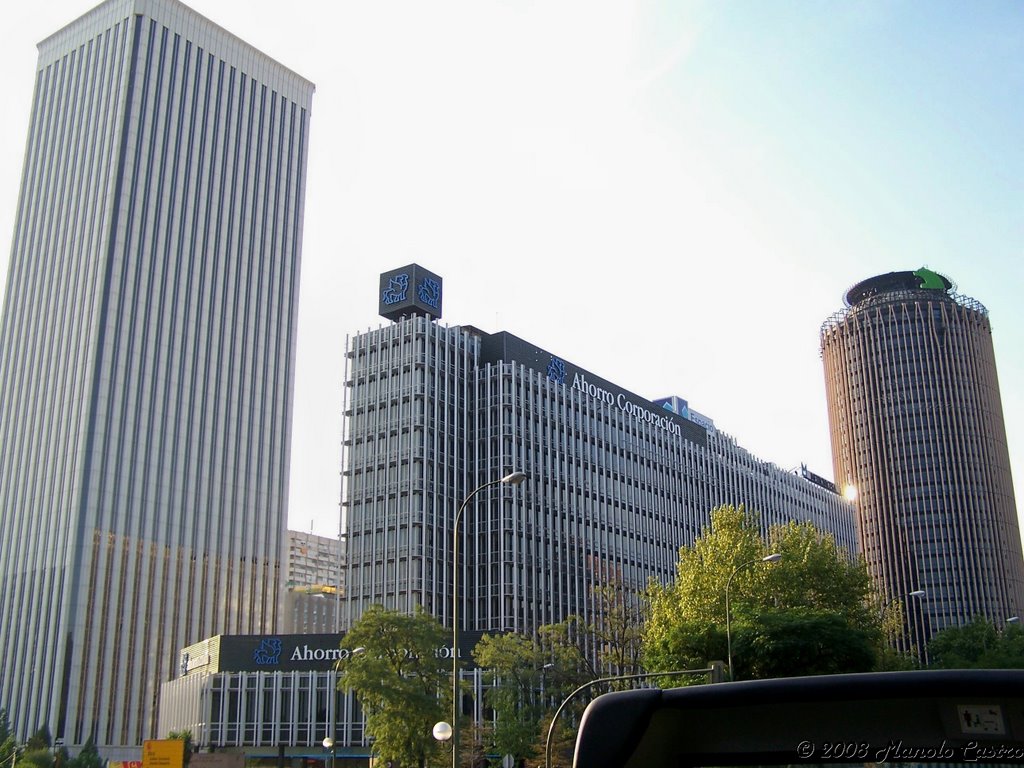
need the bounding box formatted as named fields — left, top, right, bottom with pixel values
left=0, top=0, right=313, bottom=754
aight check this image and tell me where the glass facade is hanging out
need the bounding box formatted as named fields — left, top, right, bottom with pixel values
left=342, top=317, right=856, bottom=644
left=821, top=272, right=1024, bottom=657
left=0, top=0, right=313, bottom=754
left=159, top=666, right=497, bottom=758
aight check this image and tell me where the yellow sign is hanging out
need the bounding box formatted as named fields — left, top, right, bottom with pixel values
left=143, top=740, right=185, bottom=768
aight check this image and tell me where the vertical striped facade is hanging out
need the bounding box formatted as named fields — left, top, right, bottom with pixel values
left=820, top=270, right=1024, bottom=655
left=0, top=0, right=312, bottom=753
left=342, top=317, right=856, bottom=640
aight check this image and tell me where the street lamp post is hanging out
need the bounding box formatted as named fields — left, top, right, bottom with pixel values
left=540, top=662, right=555, bottom=706
left=725, top=554, right=781, bottom=680
left=322, top=737, right=334, bottom=768
left=434, top=471, right=527, bottom=768
left=904, top=589, right=927, bottom=665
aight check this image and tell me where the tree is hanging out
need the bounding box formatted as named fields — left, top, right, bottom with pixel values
left=643, top=505, right=884, bottom=679
left=928, top=618, right=1024, bottom=669
left=67, top=738, right=104, bottom=768
left=532, top=711, right=576, bottom=768
left=0, top=736, right=17, bottom=768
left=735, top=608, right=876, bottom=679
left=585, top=577, right=646, bottom=679
left=15, top=749, right=52, bottom=768
left=52, top=746, right=69, bottom=768
left=763, top=520, right=877, bottom=631
left=24, top=730, right=50, bottom=753
left=537, top=574, right=647, bottom=688
left=473, top=632, right=547, bottom=763
left=0, top=711, right=11, bottom=744
left=0, top=711, right=16, bottom=768
left=17, top=728, right=53, bottom=768
left=336, top=605, right=450, bottom=768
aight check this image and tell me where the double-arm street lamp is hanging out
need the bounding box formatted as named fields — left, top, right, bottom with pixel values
left=434, top=471, right=528, bottom=768
left=725, top=553, right=781, bottom=679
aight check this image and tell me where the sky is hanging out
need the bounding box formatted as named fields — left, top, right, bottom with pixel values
left=0, top=1, right=1022, bottom=542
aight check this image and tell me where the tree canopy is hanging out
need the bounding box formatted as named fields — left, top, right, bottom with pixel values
left=67, top=739, right=104, bottom=768
left=335, top=605, right=450, bottom=768
left=470, top=574, right=649, bottom=767
left=928, top=617, right=1024, bottom=669
left=472, top=632, right=549, bottom=764
left=643, top=505, right=884, bottom=679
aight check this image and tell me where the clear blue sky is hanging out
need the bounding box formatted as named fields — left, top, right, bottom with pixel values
left=1, top=1, right=1021, bottom=543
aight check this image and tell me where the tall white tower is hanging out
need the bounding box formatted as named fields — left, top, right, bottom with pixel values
left=0, top=0, right=313, bottom=753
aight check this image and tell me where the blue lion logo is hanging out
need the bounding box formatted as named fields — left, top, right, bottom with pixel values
left=418, top=278, right=441, bottom=308
left=382, top=274, right=410, bottom=305
left=547, top=357, right=566, bottom=385
left=253, top=637, right=283, bottom=665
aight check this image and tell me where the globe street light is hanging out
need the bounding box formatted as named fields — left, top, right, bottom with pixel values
left=435, top=471, right=527, bottom=768
left=322, top=737, right=335, bottom=768
left=725, top=554, right=781, bottom=680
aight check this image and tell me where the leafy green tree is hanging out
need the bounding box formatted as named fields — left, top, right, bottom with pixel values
left=0, top=711, right=11, bottom=744
left=0, top=711, right=16, bottom=768
left=586, top=577, right=646, bottom=679
left=641, top=617, right=727, bottom=678
left=763, top=520, right=877, bottom=630
left=537, top=574, right=647, bottom=688
left=0, top=736, right=18, bottom=768
left=15, top=750, right=53, bottom=768
left=473, top=585, right=646, bottom=768
left=532, top=711, right=576, bottom=768
left=643, top=505, right=883, bottom=679
left=734, top=608, right=876, bottom=679
left=67, top=738, right=104, bottom=768
left=336, top=605, right=450, bottom=768
left=17, top=727, right=53, bottom=768
left=647, top=506, right=764, bottom=634
left=473, top=632, right=547, bottom=763
left=24, top=730, right=50, bottom=753
left=928, top=618, right=1024, bottom=669
left=535, top=616, right=599, bottom=683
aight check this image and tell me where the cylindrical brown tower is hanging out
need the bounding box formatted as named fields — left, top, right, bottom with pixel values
left=820, top=268, right=1024, bottom=659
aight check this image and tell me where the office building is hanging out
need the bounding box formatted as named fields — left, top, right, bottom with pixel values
left=342, top=266, right=856, bottom=640
left=284, top=531, right=344, bottom=634
left=160, top=629, right=491, bottom=763
left=820, top=268, right=1024, bottom=654
left=286, top=531, right=344, bottom=592
left=160, top=633, right=361, bottom=759
left=0, top=0, right=313, bottom=754
left=158, top=266, right=855, bottom=760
